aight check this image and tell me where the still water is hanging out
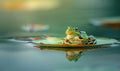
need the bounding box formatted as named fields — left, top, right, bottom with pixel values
left=0, top=0, right=120, bottom=71
left=0, top=39, right=120, bottom=71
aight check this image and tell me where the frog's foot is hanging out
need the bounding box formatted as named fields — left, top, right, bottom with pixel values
left=88, top=40, right=97, bottom=44
left=86, top=38, right=97, bottom=44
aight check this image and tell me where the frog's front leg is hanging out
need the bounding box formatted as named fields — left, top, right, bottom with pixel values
left=62, top=38, right=72, bottom=44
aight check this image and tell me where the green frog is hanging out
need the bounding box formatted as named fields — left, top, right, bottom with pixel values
left=63, top=27, right=85, bottom=44
left=63, top=26, right=96, bottom=45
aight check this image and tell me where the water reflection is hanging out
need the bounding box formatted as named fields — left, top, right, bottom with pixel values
left=66, top=50, right=84, bottom=62
left=34, top=41, right=120, bottom=62
left=35, top=46, right=111, bottom=62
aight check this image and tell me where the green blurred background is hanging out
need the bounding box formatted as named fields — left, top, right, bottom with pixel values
left=0, top=0, right=120, bottom=38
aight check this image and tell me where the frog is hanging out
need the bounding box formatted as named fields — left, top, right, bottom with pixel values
left=63, top=26, right=97, bottom=45
left=63, top=27, right=84, bottom=44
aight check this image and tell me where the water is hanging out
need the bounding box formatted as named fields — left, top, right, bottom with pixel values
left=0, top=0, right=120, bottom=71
left=0, top=39, right=120, bottom=71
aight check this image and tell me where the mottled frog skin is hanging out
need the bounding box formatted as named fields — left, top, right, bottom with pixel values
left=63, top=27, right=83, bottom=44
left=63, top=27, right=97, bottom=45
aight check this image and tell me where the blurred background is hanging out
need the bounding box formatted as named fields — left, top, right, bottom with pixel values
left=0, top=0, right=120, bottom=71
left=0, top=0, right=120, bottom=38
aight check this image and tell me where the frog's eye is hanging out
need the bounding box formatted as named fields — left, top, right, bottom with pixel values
left=74, top=27, right=78, bottom=31
left=67, top=26, right=71, bottom=29
left=68, top=26, right=72, bottom=30
left=75, top=27, right=78, bottom=30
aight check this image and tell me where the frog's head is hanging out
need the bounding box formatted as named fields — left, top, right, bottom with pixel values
left=65, top=26, right=77, bottom=35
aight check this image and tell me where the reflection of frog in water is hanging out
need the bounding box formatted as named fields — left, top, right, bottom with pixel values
left=36, top=46, right=86, bottom=62
left=63, top=27, right=97, bottom=45
left=66, top=50, right=84, bottom=62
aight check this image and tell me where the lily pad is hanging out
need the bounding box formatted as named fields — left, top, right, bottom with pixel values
left=12, top=36, right=119, bottom=48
